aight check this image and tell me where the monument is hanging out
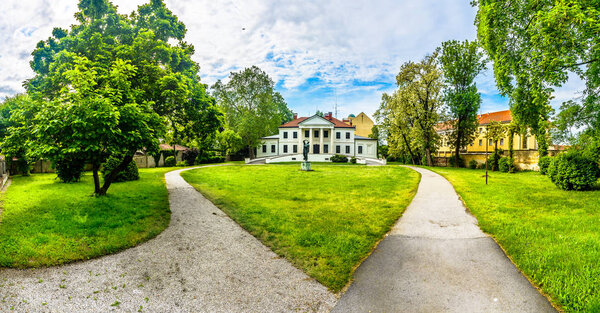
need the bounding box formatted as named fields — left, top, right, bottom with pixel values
left=301, top=139, right=312, bottom=171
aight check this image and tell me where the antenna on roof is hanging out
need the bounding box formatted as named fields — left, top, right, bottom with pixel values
left=334, top=89, right=338, bottom=118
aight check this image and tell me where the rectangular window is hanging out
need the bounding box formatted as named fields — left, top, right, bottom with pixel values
left=271, top=145, right=276, bottom=153
left=358, top=146, right=363, bottom=154
left=336, top=132, right=341, bottom=139
left=336, top=145, right=341, bottom=153
left=283, top=145, right=288, bottom=153
left=293, top=131, right=297, bottom=139
left=324, top=130, right=329, bottom=138
left=305, top=130, right=309, bottom=137
left=313, top=144, right=320, bottom=154
left=283, top=131, right=288, bottom=139
left=479, top=128, right=482, bottom=133
left=324, top=144, right=329, bottom=153
left=523, top=136, right=528, bottom=149
left=500, top=138, right=504, bottom=146
left=489, top=139, right=493, bottom=146
left=478, top=139, right=482, bottom=146
left=346, top=132, right=351, bottom=139
left=314, top=130, right=319, bottom=138
left=293, top=145, right=298, bottom=153
left=345, top=145, right=350, bottom=154
left=262, top=145, right=267, bottom=153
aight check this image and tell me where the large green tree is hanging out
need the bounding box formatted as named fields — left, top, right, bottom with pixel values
left=439, top=40, right=486, bottom=167
left=212, top=66, right=293, bottom=158
left=21, top=0, right=221, bottom=195
left=473, top=0, right=600, bottom=157
left=0, top=94, right=38, bottom=176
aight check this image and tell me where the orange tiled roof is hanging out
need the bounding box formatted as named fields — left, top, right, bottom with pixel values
left=437, top=110, right=513, bottom=131
left=280, top=115, right=354, bottom=128
left=159, top=144, right=189, bottom=151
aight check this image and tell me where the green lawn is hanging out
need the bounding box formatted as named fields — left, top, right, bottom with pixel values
left=427, top=167, right=600, bottom=313
left=181, top=164, right=420, bottom=291
left=0, top=167, right=175, bottom=268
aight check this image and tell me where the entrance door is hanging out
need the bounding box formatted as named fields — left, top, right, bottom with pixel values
left=313, top=144, right=320, bottom=154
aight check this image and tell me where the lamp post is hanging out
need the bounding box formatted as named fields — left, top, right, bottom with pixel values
left=485, top=126, right=489, bottom=185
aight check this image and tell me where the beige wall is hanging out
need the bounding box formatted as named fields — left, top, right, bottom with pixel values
left=348, top=112, right=374, bottom=137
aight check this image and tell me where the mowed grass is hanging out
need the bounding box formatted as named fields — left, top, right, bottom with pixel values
left=427, top=167, right=600, bottom=313
left=0, top=167, right=174, bottom=268
left=181, top=164, right=420, bottom=291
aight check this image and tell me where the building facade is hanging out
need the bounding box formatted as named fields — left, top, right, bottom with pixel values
left=436, top=110, right=562, bottom=170
left=255, top=113, right=378, bottom=162
left=344, top=112, right=374, bottom=137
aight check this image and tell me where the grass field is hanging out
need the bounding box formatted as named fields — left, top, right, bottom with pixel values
left=427, top=167, right=600, bottom=313
left=181, top=164, right=420, bottom=292
left=0, top=167, right=175, bottom=268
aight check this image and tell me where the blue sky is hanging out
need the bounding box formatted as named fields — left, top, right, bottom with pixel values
left=0, top=0, right=585, bottom=120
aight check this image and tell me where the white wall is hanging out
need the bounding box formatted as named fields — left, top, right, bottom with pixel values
left=256, top=139, right=279, bottom=158
left=355, top=139, right=378, bottom=158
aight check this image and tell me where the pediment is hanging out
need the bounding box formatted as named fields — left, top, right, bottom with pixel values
left=298, top=115, right=334, bottom=127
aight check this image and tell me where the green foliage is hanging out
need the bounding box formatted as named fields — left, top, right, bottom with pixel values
left=429, top=167, right=600, bottom=312
left=538, top=156, right=552, bottom=175
left=212, top=66, right=292, bottom=158
left=498, top=157, right=513, bottom=173
left=216, top=128, right=243, bottom=156
left=0, top=168, right=171, bottom=267
left=375, top=51, right=443, bottom=166
left=0, top=94, right=38, bottom=176
left=350, top=157, right=357, bottom=164
left=448, top=155, right=465, bottom=168
left=164, top=156, right=176, bottom=167
left=102, top=156, right=139, bottom=183
left=468, top=159, right=478, bottom=169
left=23, top=0, right=220, bottom=195
left=176, top=161, right=187, bottom=167
left=330, top=154, right=348, bottom=163
left=53, top=155, right=86, bottom=183
left=547, top=150, right=600, bottom=191
left=181, top=164, right=420, bottom=291
left=439, top=40, right=486, bottom=163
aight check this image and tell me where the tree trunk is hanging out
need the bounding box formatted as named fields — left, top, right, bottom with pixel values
left=97, top=154, right=134, bottom=196
left=508, top=131, right=514, bottom=159
left=425, top=147, right=433, bottom=167
left=248, top=145, right=255, bottom=159
left=454, top=119, right=463, bottom=168
left=92, top=163, right=101, bottom=194
left=400, top=132, right=417, bottom=165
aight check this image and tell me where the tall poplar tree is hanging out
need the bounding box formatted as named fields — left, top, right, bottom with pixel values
left=439, top=40, right=486, bottom=167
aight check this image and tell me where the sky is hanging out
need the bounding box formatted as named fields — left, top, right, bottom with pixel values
left=0, top=0, right=586, bottom=120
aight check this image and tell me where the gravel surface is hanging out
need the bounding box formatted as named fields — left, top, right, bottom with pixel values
left=0, top=165, right=336, bottom=312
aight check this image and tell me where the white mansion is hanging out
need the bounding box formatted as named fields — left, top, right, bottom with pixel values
left=254, top=112, right=380, bottom=163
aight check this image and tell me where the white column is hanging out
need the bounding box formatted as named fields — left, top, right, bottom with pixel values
left=298, top=127, right=302, bottom=154
left=309, top=128, right=313, bottom=153
left=319, top=128, right=324, bottom=154
left=330, top=127, right=334, bottom=154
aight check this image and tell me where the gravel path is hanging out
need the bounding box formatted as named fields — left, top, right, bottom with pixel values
left=0, top=165, right=336, bottom=312
left=332, top=166, right=556, bottom=313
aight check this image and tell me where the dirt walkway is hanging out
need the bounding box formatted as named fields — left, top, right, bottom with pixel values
left=332, top=166, right=556, bottom=313
left=0, top=166, right=335, bottom=312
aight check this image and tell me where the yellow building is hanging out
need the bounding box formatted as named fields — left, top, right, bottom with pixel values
left=344, top=112, right=374, bottom=137
left=436, top=110, right=562, bottom=170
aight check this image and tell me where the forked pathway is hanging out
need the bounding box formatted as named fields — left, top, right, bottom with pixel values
left=0, top=165, right=335, bottom=312
left=332, top=166, right=557, bottom=313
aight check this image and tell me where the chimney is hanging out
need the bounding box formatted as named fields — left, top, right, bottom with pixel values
left=293, top=113, right=298, bottom=120
left=327, top=112, right=332, bottom=118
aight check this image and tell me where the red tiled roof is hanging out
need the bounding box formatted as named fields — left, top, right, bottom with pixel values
left=436, top=110, right=513, bottom=131
left=159, top=144, right=189, bottom=151
left=478, top=110, right=512, bottom=125
left=280, top=115, right=355, bottom=128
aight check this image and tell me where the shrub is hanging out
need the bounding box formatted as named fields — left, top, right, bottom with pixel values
left=330, top=154, right=348, bottom=163
left=547, top=150, right=600, bottom=191
left=195, top=155, right=225, bottom=164
left=538, top=156, right=552, bottom=175
left=448, top=155, right=465, bottom=167
left=350, top=157, right=357, bottom=164
left=176, top=161, right=187, bottom=167
left=182, top=148, right=199, bottom=166
left=101, top=156, right=139, bottom=182
left=164, top=156, right=176, bottom=167
left=498, top=157, right=513, bottom=173
left=54, top=156, right=86, bottom=183
left=468, top=160, right=478, bottom=169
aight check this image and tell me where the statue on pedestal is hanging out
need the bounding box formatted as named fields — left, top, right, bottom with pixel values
left=301, top=139, right=312, bottom=171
